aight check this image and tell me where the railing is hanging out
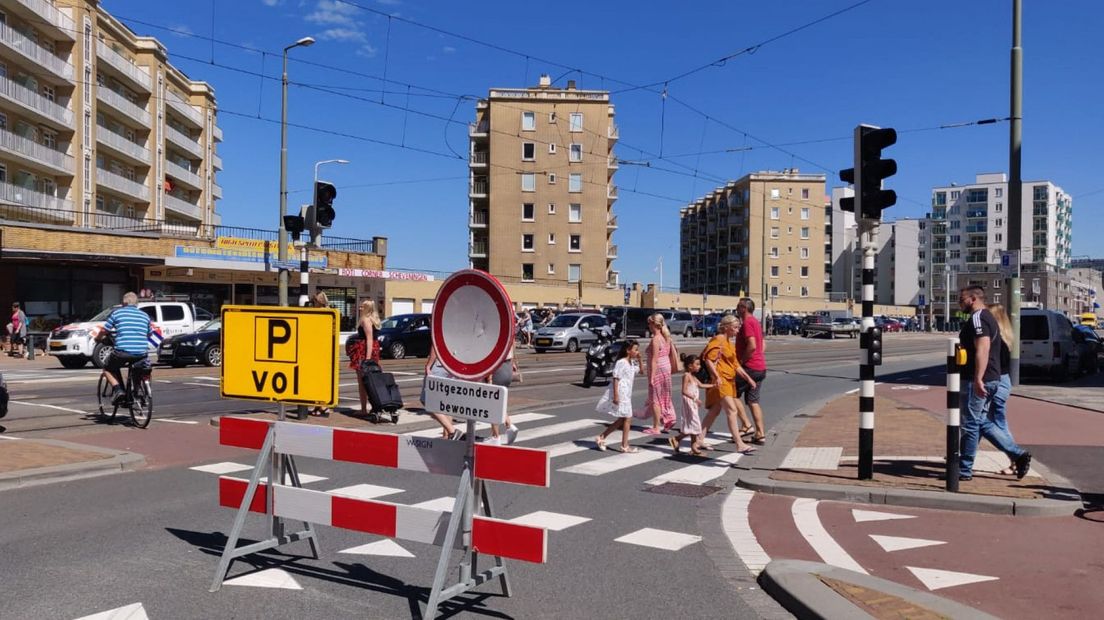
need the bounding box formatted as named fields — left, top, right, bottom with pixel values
left=212, top=125, right=223, bottom=142
left=96, top=87, right=150, bottom=125
left=965, top=224, right=987, bottom=234
left=606, top=214, right=617, bottom=228
left=15, top=0, right=74, bottom=34
left=606, top=244, right=618, bottom=258
left=167, top=90, right=205, bottom=127
left=0, top=180, right=72, bottom=211
left=0, top=74, right=71, bottom=125
left=96, top=40, right=151, bottom=91
left=95, top=125, right=150, bottom=162
left=470, top=179, right=488, bottom=196
left=608, top=124, right=619, bottom=140
left=165, top=124, right=203, bottom=159
left=163, top=193, right=202, bottom=219
left=211, top=152, right=223, bottom=170
left=165, top=159, right=202, bottom=189
left=0, top=23, right=73, bottom=80
left=0, top=126, right=72, bottom=171
left=469, top=240, right=488, bottom=256
left=470, top=151, right=487, bottom=165
left=966, top=209, right=988, bottom=218
left=966, top=254, right=987, bottom=263
left=211, top=184, right=222, bottom=199
left=470, top=210, right=488, bottom=226
left=469, top=121, right=489, bottom=136
left=607, top=155, right=618, bottom=169
left=96, top=168, right=150, bottom=202
left=607, top=185, right=618, bottom=199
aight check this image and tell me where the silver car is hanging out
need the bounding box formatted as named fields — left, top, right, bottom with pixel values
left=660, top=310, right=696, bottom=338
left=532, top=313, right=607, bottom=353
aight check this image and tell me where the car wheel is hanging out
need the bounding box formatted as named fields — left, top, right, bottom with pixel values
left=389, top=342, right=406, bottom=359
left=59, top=356, right=87, bottom=369
left=684, top=327, right=693, bottom=338
left=204, top=345, right=222, bottom=367
left=566, top=339, right=579, bottom=353
left=534, top=348, right=546, bottom=354
left=91, top=343, right=113, bottom=369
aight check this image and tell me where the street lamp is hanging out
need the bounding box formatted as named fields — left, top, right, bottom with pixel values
left=277, top=36, right=315, bottom=307
left=314, top=159, right=349, bottom=185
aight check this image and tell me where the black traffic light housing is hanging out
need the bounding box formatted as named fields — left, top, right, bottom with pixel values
left=838, top=124, right=897, bottom=220
left=283, top=214, right=305, bottom=242
left=862, top=326, right=884, bottom=366
left=314, top=181, right=337, bottom=229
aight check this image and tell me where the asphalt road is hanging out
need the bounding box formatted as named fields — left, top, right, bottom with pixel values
left=0, top=334, right=949, bottom=619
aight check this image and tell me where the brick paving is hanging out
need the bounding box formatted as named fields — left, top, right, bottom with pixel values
left=0, top=440, right=112, bottom=474
left=820, top=576, right=947, bottom=620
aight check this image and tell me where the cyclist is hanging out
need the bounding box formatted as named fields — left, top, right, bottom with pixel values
left=100, top=292, right=152, bottom=404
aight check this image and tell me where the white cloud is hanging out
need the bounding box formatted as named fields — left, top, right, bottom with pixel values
left=442, top=46, right=456, bottom=54
left=169, top=24, right=194, bottom=38
left=356, top=45, right=378, bottom=58
left=261, top=0, right=282, bottom=6
left=305, top=0, right=360, bottom=26
left=319, top=27, right=368, bottom=43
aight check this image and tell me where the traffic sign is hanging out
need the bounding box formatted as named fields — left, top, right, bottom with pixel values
left=219, top=305, right=339, bottom=406
left=999, top=250, right=1020, bottom=277
left=919, top=294, right=926, bottom=307
left=431, top=270, right=514, bottom=380
left=424, top=375, right=508, bottom=424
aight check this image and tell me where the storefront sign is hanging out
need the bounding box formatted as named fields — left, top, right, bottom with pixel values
left=175, top=245, right=328, bottom=269
left=336, top=268, right=434, bottom=281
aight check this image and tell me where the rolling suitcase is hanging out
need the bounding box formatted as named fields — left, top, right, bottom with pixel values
left=360, top=361, right=402, bottom=423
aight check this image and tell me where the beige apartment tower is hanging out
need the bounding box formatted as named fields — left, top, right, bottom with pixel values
left=680, top=170, right=827, bottom=305
left=468, top=76, right=618, bottom=287
left=0, top=0, right=222, bottom=230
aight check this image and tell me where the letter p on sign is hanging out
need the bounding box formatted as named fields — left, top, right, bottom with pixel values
left=255, top=317, right=298, bottom=363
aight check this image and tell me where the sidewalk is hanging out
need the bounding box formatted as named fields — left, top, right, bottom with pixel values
left=1015, top=370, right=1104, bottom=413
left=0, top=436, right=143, bottom=490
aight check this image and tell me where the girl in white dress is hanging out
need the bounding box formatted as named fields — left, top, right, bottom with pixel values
left=595, top=339, right=641, bottom=453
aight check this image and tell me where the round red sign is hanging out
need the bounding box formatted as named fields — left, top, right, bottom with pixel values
left=431, top=270, right=515, bottom=380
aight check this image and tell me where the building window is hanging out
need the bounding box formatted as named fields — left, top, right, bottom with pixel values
left=548, top=233, right=555, bottom=245
left=950, top=190, right=961, bottom=200
left=548, top=111, right=557, bottom=124
left=770, top=227, right=780, bottom=239
left=568, top=264, right=581, bottom=282
left=569, top=173, right=582, bottom=193
left=770, top=285, right=779, bottom=297
left=800, top=286, right=809, bottom=297
left=569, top=143, right=582, bottom=162
left=522, top=203, right=534, bottom=221
left=950, top=234, right=961, bottom=244
left=770, top=247, right=779, bottom=258
left=993, top=292, right=1001, bottom=303
left=569, top=203, right=582, bottom=222
left=770, top=207, right=780, bottom=220
left=569, top=113, right=583, bottom=132
left=548, top=203, right=556, bottom=214
left=801, top=266, right=809, bottom=278
left=995, top=202, right=1002, bottom=213
left=770, top=188, right=780, bottom=200
left=548, top=143, right=557, bottom=154
left=548, top=173, right=556, bottom=185
left=950, top=220, right=960, bottom=229
left=41, top=128, right=57, bottom=149
left=569, top=234, right=581, bottom=252
left=522, top=263, right=534, bottom=282
left=995, top=218, right=1003, bottom=227
left=521, top=173, right=536, bottom=192
left=521, top=234, right=535, bottom=251
left=522, top=111, right=535, bottom=131
left=800, top=247, right=809, bottom=259
left=800, top=227, right=810, bottom=239
left=522, top=143, right=535, bottom=161
left=800, top=207, right=810, bottom=220
left=801, top=188, right=810, bottom=200
left=770, top=266, right=779, bottom=277
left=995, top=187, right=1003, bottom=197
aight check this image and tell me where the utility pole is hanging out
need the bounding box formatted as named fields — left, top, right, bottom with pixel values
left=1007, top=0, right=1023, bottom=385
left=277, top=36, right=315, bottom=307
left=944, top=265, right=952, bottom=331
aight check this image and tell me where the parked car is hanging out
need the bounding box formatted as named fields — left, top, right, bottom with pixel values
left=694, top=314, right=723, bottom=337
left=47, top=300, right=202, bottom=369
left=602, top=307, right=653, bottom=337
left=659, top=310, right=696, bottom=338
left=533, top=312, right=606, bottom=353
left=158, top=319, right=222, bottom=367
left=1020, top=308, right=1082, bottom=380
left=377, top=313, right=432, bottom=359
left=1072, top=325, right=1101, bottom=374
left=770, top=314, right=800, bottom=335
left=876, top=317, right=903, bottom=332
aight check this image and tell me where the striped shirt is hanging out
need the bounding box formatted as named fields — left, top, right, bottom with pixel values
left=104, top=306, right=152, bottom=355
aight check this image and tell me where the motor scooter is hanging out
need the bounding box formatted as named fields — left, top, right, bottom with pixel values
left=582, top=326, right=624, bottom=387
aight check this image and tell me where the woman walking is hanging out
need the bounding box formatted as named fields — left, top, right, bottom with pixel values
left=641, top=312, right=678, bottom=434
left=349, top=299, right=382, bottom=417
left=596, top=339, right=641, bottom=453
left=988, top=303, right=1018, bottom=475
left=700, top=314, right=758, bottom=453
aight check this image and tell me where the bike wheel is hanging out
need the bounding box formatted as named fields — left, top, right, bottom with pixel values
left=97, top=374, right=119, bottom=420
left=130, top=377, right=153, bottom=428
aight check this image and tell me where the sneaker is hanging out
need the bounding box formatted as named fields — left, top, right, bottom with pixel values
left=483, top=436, right=501, bottom=446
left=1014, top=451, right=1032, bottom=480
left=505, top=424, right=519, bottom=445
left=111, top=387, right=126, bottom=405
left=449, top=429, right=466, bottom=441
left=958, top=475, right=973, bottom=482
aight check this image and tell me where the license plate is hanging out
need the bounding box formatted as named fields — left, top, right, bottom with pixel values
left=49, top=342, right=65, bottom=350
left=535, top=338, right=552, bottom=346
left=161, top=344, right=172, bottom=350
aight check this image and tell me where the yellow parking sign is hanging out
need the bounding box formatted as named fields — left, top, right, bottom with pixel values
left=220, top=305, right=339, bottom=407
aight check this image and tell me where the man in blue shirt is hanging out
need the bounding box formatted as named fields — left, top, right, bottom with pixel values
left=101, top=292, right=152, bottom=404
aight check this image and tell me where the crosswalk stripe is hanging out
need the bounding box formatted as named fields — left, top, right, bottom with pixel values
left=544, top=429, right=647, bottom=458
left=558, top=443, right=673, bottom=475
left=513, top=419, right=604, bottom=443
left=644, top=450, right=743, bottom=486
left=402, top=412, right=554, bottom=438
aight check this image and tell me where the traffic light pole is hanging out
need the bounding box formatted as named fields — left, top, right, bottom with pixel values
left=1007, top=0, right=1023, bottom=386
left=858, top=219, right=877, bottom=480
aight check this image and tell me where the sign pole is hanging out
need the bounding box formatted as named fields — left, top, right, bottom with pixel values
left=858, top=221, right=877, bottom=480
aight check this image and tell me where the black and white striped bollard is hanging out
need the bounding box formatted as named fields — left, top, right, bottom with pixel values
left=945, top=337, right=961, bottom=492
left=857, top=228, right=877, bottom=480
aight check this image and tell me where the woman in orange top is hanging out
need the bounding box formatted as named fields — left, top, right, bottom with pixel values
left=700, top=314, right=757, bottom=453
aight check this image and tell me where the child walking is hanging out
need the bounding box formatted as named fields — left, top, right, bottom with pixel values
left=670, top=354, right=712, bottom=456
left=596, top=339, right=640, bottom=454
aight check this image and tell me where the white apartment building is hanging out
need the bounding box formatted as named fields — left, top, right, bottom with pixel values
left=840, top=218, right=922, bottom=306
left=827, top=186, right=855, bottom=301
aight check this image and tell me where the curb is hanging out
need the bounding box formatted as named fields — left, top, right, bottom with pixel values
left=758, top=559, right=999, bottom=620
left=1010, top=391, right=1104, bottom=415
left=0, top=439, right=145, bottom=492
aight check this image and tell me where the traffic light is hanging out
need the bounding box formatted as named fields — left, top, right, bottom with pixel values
left=862, top=325, right=884, bottom=365
left=313, top=181, right=337, bottom=228
left=283, top=214, right=305, bottom=242
left=838, top=124, right=897, bottom=220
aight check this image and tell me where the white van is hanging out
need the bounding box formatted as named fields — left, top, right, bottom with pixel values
left=1020, top=308, right=1082, bottom=380
left=47, top=301, right=209, bottom=369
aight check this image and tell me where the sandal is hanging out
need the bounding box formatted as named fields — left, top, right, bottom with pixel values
left=751, top=435, right=766, bottom=445
left=690, top=448, right=705, bottom=457
left=738, top=447, right=758, bottom=455
left=698, top=444, right=715, bottom=452
left=738, top=426, right=754, bottom=436
left=595, top=436, right=607, bottom=451
left=668, top=437, right=680, bottom=453
left=642, top=428, right=661, bottom=435
left=619, top=446, right=640, bottom=454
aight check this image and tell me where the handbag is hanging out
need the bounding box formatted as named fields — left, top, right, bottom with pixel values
left=345, top=333, right=365, bottom=359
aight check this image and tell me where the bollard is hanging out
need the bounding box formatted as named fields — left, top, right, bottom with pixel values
left=27, top=335, right=35, bottom=361
left=945, top=338, right=961, bottom=492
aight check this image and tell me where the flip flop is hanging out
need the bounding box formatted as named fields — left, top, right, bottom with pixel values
left=751, top=436, right=766, bottom=445
left=619, top=446, right=640, bottom=454
left=642, top=428, right=661, bottom=435
left=595, top=436, right=607, bottom=451
left=668, top=437, right=680, bottom=453
left=738, top=447, right=758, bottom=455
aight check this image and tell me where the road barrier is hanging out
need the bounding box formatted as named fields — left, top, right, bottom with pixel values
left=210, top=416, right=551, bottom=616
left=945, top=338, right=961, bottom=492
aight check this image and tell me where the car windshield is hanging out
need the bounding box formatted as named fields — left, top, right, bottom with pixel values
left=380, top=317, right=411, bottom=330
left=198, top=319, right=221, bottom=332
left=548, top=315, right=582, bottom=327
left=833, top=318, right=851, bottom=324
left=88, top=306, right=120, bottom=322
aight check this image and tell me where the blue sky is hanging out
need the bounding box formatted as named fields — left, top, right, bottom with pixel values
left=106, top=0, right=1104, bottom=284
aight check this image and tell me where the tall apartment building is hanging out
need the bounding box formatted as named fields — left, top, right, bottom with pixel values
left=680, top=170, right=827, bottom=303
left=468, top=76, right=618, bottom=287
left=0, top=0, right=222, bottom=230
left=921, top=173, right=1072, bottom=314
left=845, top=218, right=922, bottom=306
left=827, top=186, right=856, bottom=300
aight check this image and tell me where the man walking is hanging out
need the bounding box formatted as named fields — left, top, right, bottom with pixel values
left=957, top=285, right=1031, bottom=480
left=735, top=298, right=767, bottom=444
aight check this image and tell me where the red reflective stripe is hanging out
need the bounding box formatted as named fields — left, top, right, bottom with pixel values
left=472, top=517, right=547, bottom=563
left=219, top=417, right=270, bottom=449
left=474, top=444, right=550, bottom=487
left=332, top=429, right=398, bottom=468
left=218, top=477, right=267, bottom=514
left=331, top=496, right=397, bottom=537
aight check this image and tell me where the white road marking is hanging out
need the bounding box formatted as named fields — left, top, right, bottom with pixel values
left=402, top=412, right=553, bottom=438
left=614, top=527, right=701, bottom=551
left=869, top=535, right=946, bottom=553
left=259, top=474, right=327, bottom=485
left=645, top=450, right=743, bottom=486
left=543, top=429, right=646, bottom=458
left=73, top=602, right=149, bottom=620
left=780, top=447, right=844, bottom=470
left=183, top=382, right=218, bottom=388
left=328, top=483, right=404, bottom=500
left=845, top=387, right=860, bottom=395
left=558, top=443, right=672, bottom=475
left=0, top=435, right=22, bottom=441
left=723, top=489, right=771, bottom=575
left=852, top=508, right=916, bottom=523
left=338, top=540, right=415, bottom=558
left=224, top=568, right=302, bottom=590
left=189, top=462, right=252, bottom=475
left=906, top=566, right=998, bottom=591
left=512, top=419, right=602, bottom=443
left=155, top=418, right=199, bottom=425
left=11, top=400, right=87, bottom=414
left=509, top=511, right=591, bottom=532
left=791, top=498, right=867, bottom=574
left=410, top=496, right=455, bottom=512
left=189, top=376, right=220, bottom=382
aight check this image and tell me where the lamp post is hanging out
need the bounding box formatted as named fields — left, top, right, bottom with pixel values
left=277, top=36, right=315, bottom=307
left=311, top=158, right=349, bottom=244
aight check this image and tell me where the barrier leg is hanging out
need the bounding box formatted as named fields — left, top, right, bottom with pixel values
left=479, top=481, right=512, bottom=598
left=285, top=455, right=321, bottom=559
left=425, top=469, right=471, bottom=617
left=210, top=428, right=274, bottom=592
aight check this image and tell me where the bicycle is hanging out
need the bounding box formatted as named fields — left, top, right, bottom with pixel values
left=97, top=356, right=154, bottom=428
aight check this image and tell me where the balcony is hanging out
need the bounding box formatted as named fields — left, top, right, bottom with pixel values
left=0, top=23, right=73, bottom=80
left=96, top=87, right=150, bottom=126
left=606, top=214, right=618, bottom=229
left=607, top=155, right=619, bottom=170
left=469, top=178, right=488, bottom=198
left=966, top=209, right=988, bottom=219
left=165, top=124, right=204, bottom=159
left=965, top=224, right=987, bottom=234
left=0, top=126, right=72, bottom=173
left=468, top=240, right=487, bottom=257
left=608, top=124, right=619, bottom=141
left=469, top=209, right=487, bottom=228
left=167, top=91, right=204, bottom=128
left=165, top=159, right=203, bottom=191
left=469, top=121, right=489, bottom=138
left=606, top=244, right=618, bottom=258
left=0, top=179, right=72, bottom=211
left=211, top=184, right=222, bottom=200
left=96, top=40, right=151, bottom=92
left=469, top=151, right=487, bottom=167
left=607, top=184, right=618, bottom=201
left=0, top=74, right=71, bottom=126
left=163, top=193, right=202, bottom=220
left=966, top=254, right=987, bottom=264
left=212, top=125, right=223, bottom=142
left=13, top=0, right=74, bottom=38
left=96, top=168, right=149, bottom=202
left=211, top=152, right=223, bottom=171
left=95, top=125, right=149, bottom=164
